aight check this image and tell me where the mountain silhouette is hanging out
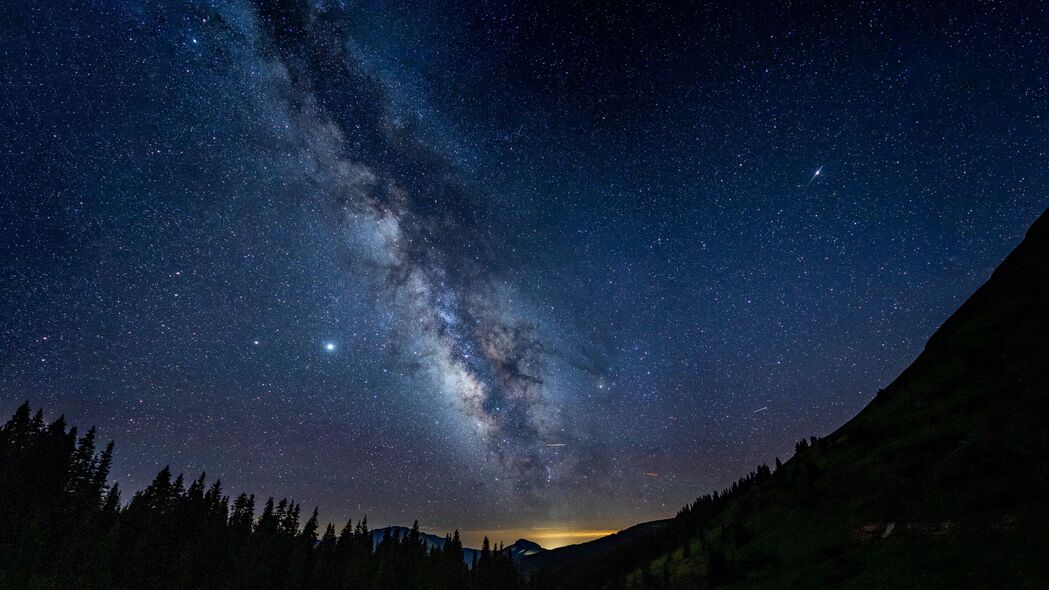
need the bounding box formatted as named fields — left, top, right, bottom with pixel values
left=528, top=207, right=1049, bottom=588
left=370, top=526, right=543, bottom=567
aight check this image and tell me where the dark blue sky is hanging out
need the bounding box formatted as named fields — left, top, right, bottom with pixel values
left=1, top=0, right=1047, bottom=544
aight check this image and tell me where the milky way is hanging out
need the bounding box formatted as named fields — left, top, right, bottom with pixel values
left=2, top=0, right=1048, bottom=537
left=235, top=0, right=569, bottom=498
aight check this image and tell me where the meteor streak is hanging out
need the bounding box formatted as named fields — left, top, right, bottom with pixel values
left=806, top=165, right=824, bottom=187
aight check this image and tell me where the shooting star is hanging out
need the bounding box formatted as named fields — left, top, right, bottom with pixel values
left=752, top=406, right=769, bottom=413
left=806, top=165, right=823, bottom=187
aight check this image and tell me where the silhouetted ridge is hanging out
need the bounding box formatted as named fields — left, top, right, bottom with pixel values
left=528, top=207, right=1049, bottom=589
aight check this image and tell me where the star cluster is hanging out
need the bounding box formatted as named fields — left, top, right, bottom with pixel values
left=1, top=0, right=1047, bottom=539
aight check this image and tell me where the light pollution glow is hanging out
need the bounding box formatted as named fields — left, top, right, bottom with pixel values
left=459, top=528, right=622, bottom=550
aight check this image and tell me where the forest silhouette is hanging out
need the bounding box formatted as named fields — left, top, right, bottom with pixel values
left=0, top=402, right=521, bottom=590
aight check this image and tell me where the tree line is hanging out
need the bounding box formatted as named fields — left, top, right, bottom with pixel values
left=0, top=402, right=521, bottom=590
left=534, top=436, right=827, bottom=589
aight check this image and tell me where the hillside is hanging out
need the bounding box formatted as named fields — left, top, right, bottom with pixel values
left=522, top=519, right=672, bottom=574
left=531, top=207, right=1049, bottom=589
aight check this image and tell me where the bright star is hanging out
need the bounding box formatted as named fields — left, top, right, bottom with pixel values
left=324, top=342, right=336, bottom=352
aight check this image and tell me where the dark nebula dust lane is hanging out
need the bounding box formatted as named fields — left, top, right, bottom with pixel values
left=1, top=0, right=1048, bottom=536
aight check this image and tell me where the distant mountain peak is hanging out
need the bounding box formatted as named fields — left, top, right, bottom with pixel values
left=369, top=526, right=544, bottom=567
left=511, top=539, right=543, bottom=550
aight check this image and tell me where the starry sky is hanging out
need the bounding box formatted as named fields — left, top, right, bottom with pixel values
left=2, top=0, right=1048, bottom=547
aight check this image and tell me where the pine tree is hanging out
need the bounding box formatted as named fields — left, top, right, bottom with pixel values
left=0, top=404, right=532, bottom=590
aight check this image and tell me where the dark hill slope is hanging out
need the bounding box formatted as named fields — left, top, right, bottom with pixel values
left=522, top=519, right=672, bottom=575
left=538, top=208, right=1049, bottom=589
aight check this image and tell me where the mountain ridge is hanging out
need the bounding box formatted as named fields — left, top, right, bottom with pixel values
left=370, top=526, right=544, bottom=567
left=529, top=206, right=1049, bottom=588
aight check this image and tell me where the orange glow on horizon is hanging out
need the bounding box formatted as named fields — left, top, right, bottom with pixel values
left=459, top=528, right=621, bottom=550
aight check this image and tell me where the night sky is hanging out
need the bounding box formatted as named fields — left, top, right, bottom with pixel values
left=2, top=1, right=1047, bottom=547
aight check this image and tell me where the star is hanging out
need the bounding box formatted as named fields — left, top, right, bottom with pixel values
left=5, top=0, right=1043, bottom=550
